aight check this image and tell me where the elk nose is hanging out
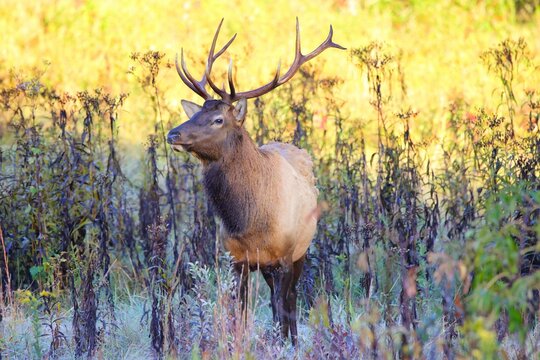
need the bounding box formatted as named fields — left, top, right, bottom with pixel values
left=167, top=131, right=181, bottom=144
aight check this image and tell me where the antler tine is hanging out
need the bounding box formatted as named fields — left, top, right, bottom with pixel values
left=205, top=64, right=230, bottom=102
left=303, top=24, right=347, bottom=62
left=295, top=17, right=302, bottom=58
left=231, top=19, right=345, bottom=101
left=207, top=18, right=224, bottom=61
left=228, top=59, right=235, bottom=98
left=274, top=60, right=282, bottom=84
left=175, top=51, right=211, bottom=99
left=175, top=53, right=195, bottom=92
left=214, top=35, right=237, bottom=60
left=278, top=17, right=304, bottom=85
left=279, top=21, right=346, bottom=84
left=204, top=18, right=237, bottom=102
left=180, top=50, right=213, bottom=99
left=207, top=19, right=237, bottom=64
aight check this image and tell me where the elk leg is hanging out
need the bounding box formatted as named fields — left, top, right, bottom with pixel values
left=288, top=254, right=306, bottom=346
left=261, top=266, right=279, bottom=324
left=234, top=262, right=249, bottom=319
left=276, top=261, right=293, bottom=341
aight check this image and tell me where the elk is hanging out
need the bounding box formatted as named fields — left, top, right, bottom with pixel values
left=167, top=19, right=344, bottom=344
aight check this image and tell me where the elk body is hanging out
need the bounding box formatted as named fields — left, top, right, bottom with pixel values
left=167, top=19, right=344, bottom=344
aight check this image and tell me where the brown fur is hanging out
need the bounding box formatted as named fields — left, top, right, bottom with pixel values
left=168, top=99, right=317, bottom=265
left=203, top=127, right=276, bottom=237
left=203, top=127, right=315, bottom=266
left=261, top=142, right=317, bottom=189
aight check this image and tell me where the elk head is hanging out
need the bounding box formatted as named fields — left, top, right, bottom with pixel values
left=167, top=18, right=345, bottom=161
left=167, top=98, right=247, bottom=162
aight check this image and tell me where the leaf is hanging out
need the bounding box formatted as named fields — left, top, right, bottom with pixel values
left=29, top=265, right=44, bottom=279
left=508, top=306, right=525, bottom=341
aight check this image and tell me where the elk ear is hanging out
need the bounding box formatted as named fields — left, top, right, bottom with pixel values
left=181, top=100, right=202, bottom=118
left=233, top=98, right=247, bottom=124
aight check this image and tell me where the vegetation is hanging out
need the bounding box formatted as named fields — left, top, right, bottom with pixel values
left=0, top=1, right=539, bottom=359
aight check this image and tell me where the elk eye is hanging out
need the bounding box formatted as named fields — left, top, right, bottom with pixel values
left=213, top=118, right=224, bottom=125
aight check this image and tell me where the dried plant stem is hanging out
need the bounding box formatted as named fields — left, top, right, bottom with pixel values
left=0, top=224, right=11, bottom=306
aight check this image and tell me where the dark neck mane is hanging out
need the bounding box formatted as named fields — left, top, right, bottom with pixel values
left=202, top=128, right=272, bottom=236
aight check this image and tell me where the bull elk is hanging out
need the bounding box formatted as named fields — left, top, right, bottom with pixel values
left=167, top=19, right=344, bottom=344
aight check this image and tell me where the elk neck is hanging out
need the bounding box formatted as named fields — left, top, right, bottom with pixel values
left=202, top=127, right=274, bottom=237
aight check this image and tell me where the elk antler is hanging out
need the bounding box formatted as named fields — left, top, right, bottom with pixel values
left=175, top=18, right=237, bottom=101
left=177, top=18, right=346, bottom=104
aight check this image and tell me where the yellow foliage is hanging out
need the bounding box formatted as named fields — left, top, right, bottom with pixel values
left=1, top=1, right=539, bottom=149
left=15, top=289, right=35, bottom=304
left=39, top=290, right=54, bottom=298
left=462, top=317, right=499, bottom=359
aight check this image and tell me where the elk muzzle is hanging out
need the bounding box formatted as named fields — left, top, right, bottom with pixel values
left=167, top=130, right=181, bottom=145
left=167, top=126, right=192, bottom=152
